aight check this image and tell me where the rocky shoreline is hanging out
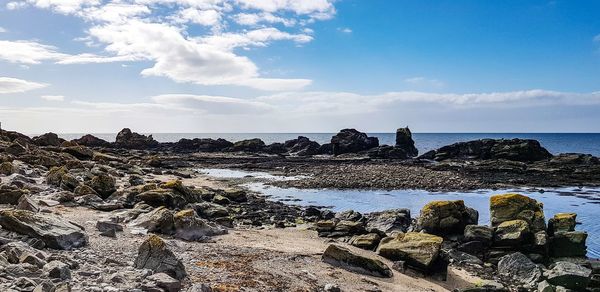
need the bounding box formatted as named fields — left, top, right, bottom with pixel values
left=0, top=127, right=599, bottom=291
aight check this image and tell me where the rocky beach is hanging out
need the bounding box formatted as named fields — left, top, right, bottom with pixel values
left=0, top=127, right=599, bottom=292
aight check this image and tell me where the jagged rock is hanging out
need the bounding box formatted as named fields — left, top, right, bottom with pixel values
left=416, top=200, right=478, bottom=236
left=350, top=233, right=381, bottom=250
left=497, top=252, right=542, bottom=286
left=331, top=129, right=379, bottom=155
left=33, top=133, right=64, bottom=147
left=134, top=234, right=187, bottom=280
left=494, top=219, right=531, bottom=247
left=419, top=138, right=552, bottom=162
left=74, top=184, right=98, bottom=197
left=114, top=128, right=158, bottom=149
left=490, top=193, right=546, bottom=233
left=0, top=209, right=88, bottom=249
left=136, top=189, right=187, bottom=209
left=20, top=253, right=46, bottom=268
left=550, top=231, right=587, bottom=257
left=2, top=241, right=47, bottom=264
left=173, top=209, right=227, bottom=241
left=96, top=220, right=123, bottom=233
left=128, top=206, right=175, bottom=234
left=322, top=244, right=392, bottom=278
left=63, top=146, right=94, bottom=160
left=537, top=280, right=554, bottom=292
left=229, top=138, right=265, bottom=152
left=88, top=173, right=117, bottom=199
left=367, top=145, right=411, bottom=159
left=193, top=202, right=229, bottom=218
left=263, top=142, right=287, bottom=154
left=6, top=142, right=28, bottom=155
left=447, top=249, right=483, bottom=265
left=364, top=209, right=411, bottom=234
left=464, top=225, right=493, bottom=243
left=173, top=138, right=233, bottom=153
left=33, top=281, right=55, bottom=292
left=317, top=143, right=333, bottom=155
left=219, top=189, right=247, bottom=203
left=546, top=261, right=592, bottom=290
left=395, top=127, right=418, bottom=158
left=285, top=136, right=321, bottom=156
left=147, top=272, right=182, bottom=292
left=335, top=210, right=363, bottom=221
left=0, top=161, right=15, bottom=175
left=43, top=260, right=71, bottom=280
left=376, top=232, right=443, bottom=270
left=129, top=175, right=145, bottom=186
left=0, top=184, right=27, bottom=204
left=17, top=194, right=40, bottom=212
left=72, top=134, right=111, bottom=147
left=45, top=166, right=69, bottom=187
left=548, top=213, right=576, bottom=235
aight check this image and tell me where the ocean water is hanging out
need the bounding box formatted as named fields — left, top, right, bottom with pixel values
left=57, top=133, right=600, bottom=156
left=200, top=168, right=600, bottom=258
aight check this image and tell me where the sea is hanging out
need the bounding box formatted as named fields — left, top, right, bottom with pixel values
left=56, top=133, right=600, bottom=156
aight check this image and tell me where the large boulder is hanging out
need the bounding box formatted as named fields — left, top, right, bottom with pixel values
left=134, top=234, right=187, bottom=280
left=62, top=145, right=94, bottom=160
left=548, top=213, right=576, bottom=235
left=464, top=225, right=493, bottom=244
left=416, top=200, right=478, bottom=236
left=364, top=209, right=411, bottom=234
left=497, top=252, right=542, bottom=286
left=494, top=219, right=531, bottom=247
left=322, top=244, right=392, bottom=278
left=285, top=136, right=321, bottom=156
left=72, top=134, right=111, bottom=147
left=173, top=138, right=233, bottom=153
left=0, top=185, right=27, bottom=205
left=0, top=209, right=88, bottom=249
left=32, top=133, right=64, bottom=147
left=546, top=261, right=592, bottom=290
left=367, top=145, right=411, bottom=159
left=376, top=232, right=443, bottom=270
left=490, top=193, right=546, bottom=233
left=550, top=231, right=587, bottom=257
left=419, top=138, right=552, bottom=162
left=229, top=138, right=265, bottom=152
left=395, top=127, right=418, bottom=158
left=330, top=129, right=379, bottom=155
left=128, top=207, right=175, bottom=234
left=172, top=209, right=226, bottom=241
left=88, top=173, right=117, bottom=199
left=114, top=128, right=159, bottom=149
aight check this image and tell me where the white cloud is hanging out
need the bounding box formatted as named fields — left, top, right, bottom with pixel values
left=0, top=27, right=6, bottom=33
left=233, top=12, right=296, bottom=26
left=10, top=0, right=101, bottom=14
left=171, top=8, right=222, bottom=26
left=338, top=27, right=352, bottom=34
left=40, top=95, right=65, bottom=101
left=6, top=1, right=28, bottom=10
left=404, top=77, right=445, bottom=88
left=234, top=0, right=335, bottom=18
left=0, top=77, right=48, bottom=94
left=0, top=40, right=68, bottom=64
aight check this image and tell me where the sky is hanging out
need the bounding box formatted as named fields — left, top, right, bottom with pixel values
left=0, top=0, right=600, bottom=134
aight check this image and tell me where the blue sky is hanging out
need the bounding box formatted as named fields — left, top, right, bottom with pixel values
left=0, top=0, right=599, bottom=133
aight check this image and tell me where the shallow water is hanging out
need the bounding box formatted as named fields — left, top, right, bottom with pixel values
left=199, top=168, right=600, bottom=258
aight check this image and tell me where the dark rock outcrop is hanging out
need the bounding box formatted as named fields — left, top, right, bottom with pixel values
left=134, top=234, right=187, bottom=280
left=72, top=134, right=111, bottom=148
left=395, top=127, right=418, bottom=157
left=331, top=129, right=379, bottom=156
left=229, top=138, right=265, bottom=152
left=114, top=128, right=158, bottom=149
left=285, top=136, right=321, bottom=156
left=173, top=138, right=233, bottom=153
left=322, top=244, right=392, bottom=278
left=419, top=138, right=552, bottom=162
left=32, top=133, right=64, bottom=147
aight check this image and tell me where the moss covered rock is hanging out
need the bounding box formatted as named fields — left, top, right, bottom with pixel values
left=173, top=209, right=226, bottom=241
left=490, top=193, right=546, bottom=233
left=322, top=244, right=392, bottom=278
left=550, top=231, right=587, bottom=257
left=88, top=173, right=116, bottom=199
left=494, top=219, right=531, bottom=246
left=376, top=232, right=443, bottom=270
left=134, top=234, right=186, bottom=280
left=548, top=213, right=576, bottom=235
left=416, top=200, right=478, bottom=236
left=0, top=161, right=15, bottom=176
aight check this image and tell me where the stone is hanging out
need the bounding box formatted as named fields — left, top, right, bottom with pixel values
left=134, top=234, right=187, bottom=280
left=32, top=133, right=64, bottom=146
left=376, top=232, right=443, bottom=270
left=96, top=220, right=123, bottom=232
left=323, top=283, right=341, bottom=292
left=220, top=188, right=247, bottom=202
left=20, top=253, right=47, bottom=268
left=147, top=272, right=182, bottom=292
left=418, top=138, right=552, bottom=162
left=88, top=173, right=117, bottom=199
left=0, top=209, right=87, bottom=249
left=284, top=136, right=321, bottom=156
left=368, top=145, right=411, bottom=159
left=74, top=184, right=98, bottom=196
left=334, top=220, right=366, bottom=236
left=72, top=134, right=111, bottom=147
left=464, top=225, right=493, bottom=243
left=331, top=129, right=379, bottom=155
left=550, top=231, right=587, bottom=257
left=186, top=284, right=213, bottom=292
left=0, top=184, right=27, bottom=204
left=490, top=193, right=546, bottom=233
left=33, top=281, right=55, bottom=292
left=494, top=219, right=531, bottom=246
left=193, top=202, right=229, bottom=218
left=546, top=261, right=592, bottom=290
left=173, top=138, right=233, bottom=153
left=321, top=244, right=393, bottom=278
left=114, top=128, right=159, bottom=149
left=548, top=213, right=576, bottom=235
left=0, top=161, right=15, bottom=175
left=16, top=194, right=39, bottom=212
left=229, top=138, right=265, bottom=152
left=172, top=209, right=227, bottom=241
left=447, top=249, right=483, bottom=265
left=43, top=260, right=71, bottom=280
left=395, top=127, right=418, bottom=158
left=537, top=280, right=555, bottom=292
left=129, top=175, right=145, bottom=186
left=416, top=200, right=478, bottom=236
left=128, top=207, right=175, bottom=235
left=350, top=233, right=381, bottom=250
left=497, top=252, right=542, bottom=286
left=63, top=145, right=94, bottom=160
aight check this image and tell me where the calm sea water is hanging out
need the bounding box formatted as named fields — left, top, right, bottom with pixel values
left=200, top=168, right=600, bottom=258
left=57, top=133, right=600, bottom=156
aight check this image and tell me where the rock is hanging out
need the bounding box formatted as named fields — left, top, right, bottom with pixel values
left=74, top=184, right=98, bottom=196
left=33, top=281, right=55, bottom=292
left=134, top=234, right=187, bottom=280
left=136, top=189, right=187, bottom=209
left=186, top=284, right=213, bottom=292
left=173, top=209, right=226, bottom=241
left=497, top=252, right=542, bottom=286
left=129, top=175, right=145, bottom=186
left=464, top=225, right=493, bottom=243
left=20, top=253, right=47, bottom=268
left=323, top=283, right=341, bottom=292
left=490, top=193, right=546, bottom=233
left=193, top=202, right=229, bottom=218
left=0, top=209, right=87, bottom=249
left=333, top=220, right=366, bottom=236
left=494, top=219, right=531, bottom=247
left=96, top=220, right=123, bottom=232
left=336, top=210, right=363, bottom=221
left=418, top=138, right=552, bottom=162
left=395, top=127, right=418, bottom=158
left=147, top=272, right=182, bottom=292
left=537, top=280, right=554, bottom=292
left=350, top=233, right=381, bottom=250
left=376, top=232, right=443, bottom=270
left=548, top=213, right=576, bottom=235
left=0, top=184, right=27, bottom=204
left=0, top=161, right=15, bottom=175
left=367, top=145, right=411, bottom=159
left=63, top=145, right=94, bottom=160
left=46, top=166, right=68, bottom=186
left=546, top=261, right=592, bottom=290
left=114, top=128, right=159, bottom=149
left=33, top=133, right=64, bottom=146
left=43, top=260, right=71, bottom=280
left=447, top=249, right=483, bottom=265
left=416, top=200, right=478, bottom=236
left=321, top=244, right=393, bottom=278
left=285, top=136, right=321, bottom=156
left=128, top=207, right=175, bottom=235
left=364, top=209, right=411, bottom=234
left=88, top=173, right=117, bottom=199
left=220, top=189, right=247, bottom=203
left=550, top=231, right=587, bottom=257
left=331, top=129, right=379, bottom=155
left=100, top=228, right=116, bottom=238
left=229, top=138, right=265, bottom=152
left=173, top=138, right=233, bottom=153
left=17, top=194, right=40, bottom=212
left=72, top=134, right=111, bottom=147
left=263, top=142, right=287, bottom=154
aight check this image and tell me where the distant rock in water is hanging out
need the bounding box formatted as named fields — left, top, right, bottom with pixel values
left=33, top=133, right=65, bottom=147
left=419, top=138, right=552, bottom=162
left=395, top=127, right=418, bottom=157
left=284, top=136, right=321, bottom=156
left=331, top=129, right=379, bottom=156
left=72, top=134, right=111, bottom=148
left=114, top=128, right=159, bottom=149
